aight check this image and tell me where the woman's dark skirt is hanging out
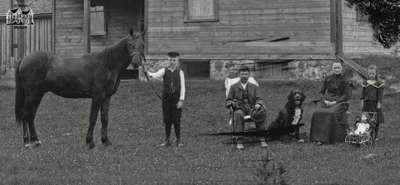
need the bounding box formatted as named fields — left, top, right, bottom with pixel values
left=310, top=102, right=348, bottom=144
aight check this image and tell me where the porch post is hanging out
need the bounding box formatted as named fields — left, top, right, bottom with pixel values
left=335, top=0, right=344, bottom=56
left=83, top=0, right=91, bottom=53
left=52, top=0, right=56, bottom=54
left=9, top=0, right=13, bottom=60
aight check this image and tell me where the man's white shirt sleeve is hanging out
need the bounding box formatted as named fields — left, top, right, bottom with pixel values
left=148, top=68, right=165, bottom=79
left=179, top=70, right=185, bottom=101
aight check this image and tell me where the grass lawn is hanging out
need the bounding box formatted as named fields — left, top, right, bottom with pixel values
left=0, top=80, right=399, bottom=185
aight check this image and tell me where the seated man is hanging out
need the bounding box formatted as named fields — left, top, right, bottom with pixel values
left=225, top=76, right=259, bottom=97
left=224, top=63, right=259, bottom=97
left=226, top=66, right=268, bottom=150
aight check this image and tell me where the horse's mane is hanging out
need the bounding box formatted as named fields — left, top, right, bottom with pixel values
left=81, top=34, right=144, bottom=71
left=103, top=37, right=130, bottom=61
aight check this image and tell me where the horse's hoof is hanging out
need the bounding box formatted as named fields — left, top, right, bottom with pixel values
left=86, top=137, right=92, bottom=144
left=24, top=143, right=32, bottom=148
left=32, top=140, right=42, bottom=147
left=87, top=142, right=95, bottom=149
left=102, top=140, right=112, bottom=147
left=101, top=137, right=112, bottom=146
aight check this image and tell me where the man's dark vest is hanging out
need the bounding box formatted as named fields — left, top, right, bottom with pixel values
left=163, top=68, right=181, bottom=95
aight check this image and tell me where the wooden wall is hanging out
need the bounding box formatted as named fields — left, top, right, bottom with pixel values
left=0, top=21, right=13, bottom=73
left=1, top=9, right=52, bottom=75
left=55, top=0, right=84, bottom=58
left=91, top=0, right=143, bottom=52
left=0, top=0, right=11, bottom=14
left=24, top=14, right=53, bottom=55
left=55, top=0, right=143, bottom=57
left=146, top=0, right=334, bottom=60
left=0, top=0, right=52, bottom=14
left=342, top=2, right=395, bottom=57
left=23, top=0, right=52, bottom=13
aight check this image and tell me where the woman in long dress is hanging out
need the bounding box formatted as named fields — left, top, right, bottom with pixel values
left=310, top=62, right=352, bottom=144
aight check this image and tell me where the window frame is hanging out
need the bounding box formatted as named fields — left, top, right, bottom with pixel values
left=90, top=1, right=106, bottom=36
left=179, top=60, right=210, bottom=79
left=184, top=0, right=219, bottom=23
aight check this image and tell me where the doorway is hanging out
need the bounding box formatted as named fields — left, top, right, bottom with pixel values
left=103, top=0, right=145, bottom=79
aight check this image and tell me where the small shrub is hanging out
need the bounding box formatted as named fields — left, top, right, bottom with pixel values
left=255, top=152, right=289, bottom=185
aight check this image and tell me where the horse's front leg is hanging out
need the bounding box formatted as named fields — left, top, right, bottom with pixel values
left=100, top=97, right=112, bottom=146
left=86, top=98, right=102, bottom=149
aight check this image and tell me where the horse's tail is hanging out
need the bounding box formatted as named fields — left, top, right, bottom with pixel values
left=15, top=59, right=24, bottom=126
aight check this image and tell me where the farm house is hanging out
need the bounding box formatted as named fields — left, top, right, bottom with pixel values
left=2, top=1, right=400, bottom=185
left=0, top=0, right=398, bottom=81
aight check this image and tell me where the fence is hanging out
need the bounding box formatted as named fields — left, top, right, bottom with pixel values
left=0, top=13, right=52, bottom=80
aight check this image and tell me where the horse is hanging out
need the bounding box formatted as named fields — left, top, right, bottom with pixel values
left=15, top=30, right=144, bottom=149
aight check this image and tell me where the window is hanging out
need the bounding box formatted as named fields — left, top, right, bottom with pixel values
left=90, top=0, right=106, bottom=36
left=184, top=0, right=218, bottom=22
left=255, top=60, right=291, bottom=80
left=180, top=60, right=210, bottom=79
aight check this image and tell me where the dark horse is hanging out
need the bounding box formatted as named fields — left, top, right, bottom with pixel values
left=15, top=30, right=144, bottom=149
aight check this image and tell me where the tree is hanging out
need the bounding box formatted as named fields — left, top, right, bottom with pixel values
left=346, top=0, right=400, bottom=48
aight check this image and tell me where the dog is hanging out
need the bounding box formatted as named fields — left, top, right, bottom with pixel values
left=266, top=89, right=306, bottom=142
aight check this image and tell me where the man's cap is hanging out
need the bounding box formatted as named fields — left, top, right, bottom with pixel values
left=238, top=65, right=250, bottom=72
left=368, top=65, right=377, bottom=71
left=167, top=51, right=180, bottom=58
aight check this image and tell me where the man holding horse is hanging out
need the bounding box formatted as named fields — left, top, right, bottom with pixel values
left=147, top=51, right=186, bottom=147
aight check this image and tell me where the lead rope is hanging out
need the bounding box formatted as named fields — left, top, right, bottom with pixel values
left=140, top=54, right=164, bottom=101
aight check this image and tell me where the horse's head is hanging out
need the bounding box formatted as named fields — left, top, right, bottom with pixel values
left=126, top=29, right=145, bottom=67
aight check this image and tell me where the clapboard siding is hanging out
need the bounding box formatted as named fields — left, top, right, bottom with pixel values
left=55, top=0, right=143, bottom=56
left=0, top=14, right=52, bottom=75
left=0, top=23, right=12, bottom=73
left=0, top=0, right=52, bottom=15
left=24, top=15, right=52, bottom=55
left=8, top=0, right=393, bottom=64
left=0, top=0, right=10, bottom=14
left=146, top=0, right=333, bottom=60
left=55, top=0, right=84, bottom=59
left=25, top=0, right=52, bottom=13
left=91, top=1, right=143, bottom=52
left=342, top=3, right=395, bottom=57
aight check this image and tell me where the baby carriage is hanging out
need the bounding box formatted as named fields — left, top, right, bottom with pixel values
left=345, top=112, right=377, bottom=146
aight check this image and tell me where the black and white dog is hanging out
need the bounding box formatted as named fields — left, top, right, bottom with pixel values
left=266, top=89, right=306, bottom=142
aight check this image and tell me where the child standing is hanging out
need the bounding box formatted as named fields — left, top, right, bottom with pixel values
left=147, top=51, right=185, bottom=147
left=360, top=65, right=384, bottom=141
